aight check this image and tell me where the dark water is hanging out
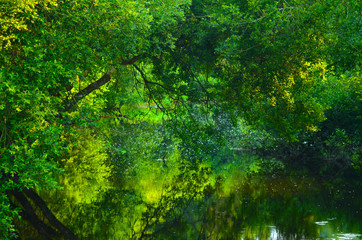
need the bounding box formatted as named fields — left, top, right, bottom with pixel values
left=17, top=174, right=361, bottom=240
left=138, top=175, right=361, bottom=240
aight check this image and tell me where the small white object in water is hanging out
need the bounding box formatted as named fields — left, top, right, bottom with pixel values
left=314, top=221, right=329, bottom=225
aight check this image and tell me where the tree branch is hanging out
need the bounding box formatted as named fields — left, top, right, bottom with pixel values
left=62, top=55, right=140, bottom=112
left=132, top=64, right=171, bottom=112
left=7, top=174, right=78, bottom=239
left=133, top=64, right=174, bottom=93
left=23, top=188, right=78, bottom=240
left=10, top=190, right=59, bottom=239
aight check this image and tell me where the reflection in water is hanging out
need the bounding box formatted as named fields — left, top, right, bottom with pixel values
left=336, top=233, right=362, bottom=239
left=16, top=168, right=361, bottom=239
left=138, top=174, right=361, bottom=240
left=240, top=226, right=362, bottom=240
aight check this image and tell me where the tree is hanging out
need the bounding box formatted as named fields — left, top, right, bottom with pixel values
left=0, top=0, right=190, bottom=238
left=1, top=0, right=360, bottom=238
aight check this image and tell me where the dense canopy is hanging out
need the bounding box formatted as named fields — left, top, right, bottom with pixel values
left=0, top=0, right=360, bottom=239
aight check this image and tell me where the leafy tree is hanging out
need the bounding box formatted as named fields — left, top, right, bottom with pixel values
left=0, top=0, right=190, bottom=238
left=146, top=0, right=360, bottom=140
left=0, top=0, right=360, bottom=238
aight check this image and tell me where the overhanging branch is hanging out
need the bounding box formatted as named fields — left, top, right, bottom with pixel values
left=132, top=64, right=175, bottom=113
left=62, top=55, right=140, bottom=112
left=133, top=64, right=174, bottom=93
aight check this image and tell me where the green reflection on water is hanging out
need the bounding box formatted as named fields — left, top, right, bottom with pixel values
left=18, top=164, right=361, bottom=240
left=141, top=174, right=361, bottom=240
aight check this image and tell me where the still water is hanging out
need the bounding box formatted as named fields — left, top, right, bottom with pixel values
left=129, top=174, right=361, bottom=240
left=18, top=173, right=361, bottom=240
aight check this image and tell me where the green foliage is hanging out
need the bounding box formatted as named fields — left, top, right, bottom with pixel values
left=321, top=0, right=361, bottom=71
left=106, top=122, right=172, bottom=183
left=0, top=189, right=16, bottom=239
left=58, top=129, right=111, bottom=204
left=0, top=0, right=360, bottom=237
left=320, top=129, right=359, bottom=173
left=0, top=0, right=192, bottom=236
left=135, top=161, right=211, bottom=239
left=146, top=0, right=360, bottom=142
left=321, top=70, right=361, bottom=139
left=20, top=129, right=113, bottom=238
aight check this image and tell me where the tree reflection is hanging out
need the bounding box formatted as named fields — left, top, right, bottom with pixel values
left=15, top=155, right=360, bottom=239
left=134, top=173, right=360, bottom=240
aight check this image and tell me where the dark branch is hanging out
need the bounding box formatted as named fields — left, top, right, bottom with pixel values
left=133, top=64, right=174, bottom=93
left=23, top=189, right=78, bottom=240
left=132, top=64, right=170, bottom=112
left=10, top=190, right=58, bottom=239
left=62, top=55, right=140, bottom=112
